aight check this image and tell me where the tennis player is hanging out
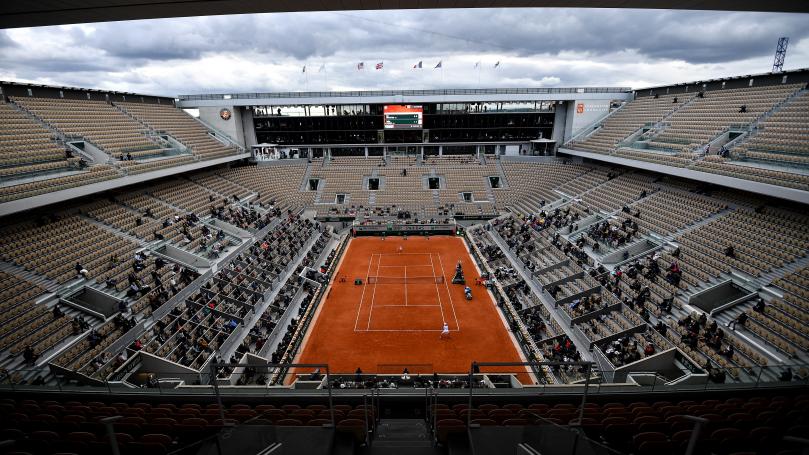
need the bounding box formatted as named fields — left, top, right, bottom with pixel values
left=440, top=322, right=450, bottom=340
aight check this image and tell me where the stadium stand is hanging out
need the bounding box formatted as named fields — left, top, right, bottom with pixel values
left=0, top=394, right=804, bottom=454
left=732, top=91, right=809, bottom=166
left=116, top=101, right=238, bottom=160
left=566, top=80, right=809, bottom=191
left=2, top=74, right=809, bottom=455
left=0, top=103, right=78, bottom=179
left=11, top=97, right=167, bottom=159
left=0, top=90, right=250, bottom=204
left=572, top=93, right=688, bottom=154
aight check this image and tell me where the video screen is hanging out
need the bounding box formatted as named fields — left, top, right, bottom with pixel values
left=383, top=105, right=423, bottom=129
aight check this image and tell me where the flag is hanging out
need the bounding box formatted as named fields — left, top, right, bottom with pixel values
left=375, top=62, right=383, bottom=70
left=302, top=65, right=306, bottom=73
left=413, top=61, right=422, bottom=69
left=435, top=61, right=442, bottom=69
left=318, top=64, right=325, bottom=72
left=357, top=62, right=364, bottom=70
left=494, top=61, right=500, bottom=68
left=474, top=61, right=481, bottom=68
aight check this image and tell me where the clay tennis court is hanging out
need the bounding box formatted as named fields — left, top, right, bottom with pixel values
left=294, top=235, right=531, bottom=380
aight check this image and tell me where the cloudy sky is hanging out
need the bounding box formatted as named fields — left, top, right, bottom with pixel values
left=1, top=8, right=808, bottom=96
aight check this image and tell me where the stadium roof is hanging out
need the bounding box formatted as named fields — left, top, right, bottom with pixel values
left=176, top=87, right=632, bottom=108
left=1, top=0, right=807, bottom=29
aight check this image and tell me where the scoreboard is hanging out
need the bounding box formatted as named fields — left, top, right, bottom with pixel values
left=383, top=105, right=423, bottom=129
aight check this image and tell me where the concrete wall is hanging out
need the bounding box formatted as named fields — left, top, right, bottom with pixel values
left=551, top=101, right=569, bottom=145
left=199, top=106, right=245, bottom=145
left=559, top=147, right=809, bottom=205
left=138, top=351, right=201, bottom=383
left=564, top=99, right=613, bottom=142
left=0, top=153, right=249, bottom=217
left=240, top=107, right=258, bottom=148
left=613, top=348, right=678, bottom=383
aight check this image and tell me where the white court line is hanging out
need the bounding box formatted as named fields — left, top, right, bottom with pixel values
left=429, top=253, right=447, bottom=325
left=375, top=304, right=442, bottom=307
left=362, top=329, right=460, bottom=332
left=376, top=264, right=433, bottom=268
left=404, top=264, right=408, bottom=307
left=366, top=252, right=382, bottom=330
left=436, top=251, right=461, bottom=331
left=354, top=252, right=376, bottom=331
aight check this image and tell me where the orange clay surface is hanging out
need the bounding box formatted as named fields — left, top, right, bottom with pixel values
left=294, top=236, right=530, bottom=380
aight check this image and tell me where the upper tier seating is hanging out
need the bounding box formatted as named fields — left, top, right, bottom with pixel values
left=0, top=102, right=123, bottom=202
left=12, top=97, right=164, bottom=157
left=568, top=83, right=809, bottom=191
left=573, top=94, right=687, bottom=154
left=734, top=91, right=809, bottom=166
left=0, top=103, right=77, bottom=179
left=646, top=84, right=802, bottom=153
left=116, top=101, right=238, bottom=160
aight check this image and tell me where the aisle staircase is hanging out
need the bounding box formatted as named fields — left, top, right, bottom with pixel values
left=363, top=419, right=442, bottom=455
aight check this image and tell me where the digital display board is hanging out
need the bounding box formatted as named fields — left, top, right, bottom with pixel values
left=384, top=105, right=423, bottom=129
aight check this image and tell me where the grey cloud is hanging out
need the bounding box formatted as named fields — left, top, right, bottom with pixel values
left=75, top=9, right=809, bottom=66
left=0, top=30, right=15, bottom=49
left=2, top=8, right=808, bottom=95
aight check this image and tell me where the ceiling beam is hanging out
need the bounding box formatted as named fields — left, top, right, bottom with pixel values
left=1, top=0, right=807, bottom=29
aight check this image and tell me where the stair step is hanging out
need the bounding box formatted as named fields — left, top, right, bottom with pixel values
left=373, top=440, right=432, bottom=447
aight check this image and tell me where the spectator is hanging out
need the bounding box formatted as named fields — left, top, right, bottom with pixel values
left=75, top=262, right=88, bottom=278
left=727, top=312, right=747, bottom=331
left=780, top=368, right=793, bottom=382
left=23, top=345, right=37, bottom=365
